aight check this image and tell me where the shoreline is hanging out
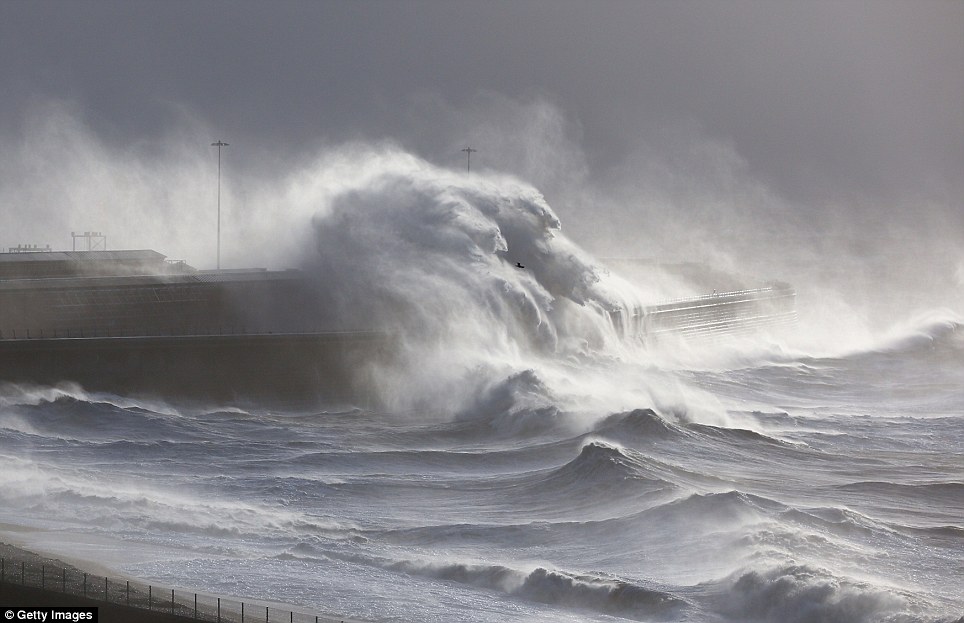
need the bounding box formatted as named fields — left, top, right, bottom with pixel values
left=0, top=541, right=196, bottom=622
left=0, top=541, right=356, bottom=623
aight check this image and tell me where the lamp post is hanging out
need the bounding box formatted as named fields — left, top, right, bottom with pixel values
left=211, top=140, right=229, bottom=270
left=461, top=147, right=476, bottom=173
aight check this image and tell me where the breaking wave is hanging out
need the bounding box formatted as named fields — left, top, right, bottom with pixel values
left=711, top=563, right=942, bottom=623
left=296, top=150, right=648, bottom=414
left=383, top=558, right=687, bottom=621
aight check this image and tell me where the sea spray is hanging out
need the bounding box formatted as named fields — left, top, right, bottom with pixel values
left=296, top=151, right=647, bottom=416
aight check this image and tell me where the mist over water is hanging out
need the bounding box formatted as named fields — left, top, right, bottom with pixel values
left=0, top=125, right=962, bottom=621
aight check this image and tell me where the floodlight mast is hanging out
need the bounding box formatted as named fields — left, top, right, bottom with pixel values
left=461, top=147, right=477, bottom=173
left=211, top=140, right=229, bottom=270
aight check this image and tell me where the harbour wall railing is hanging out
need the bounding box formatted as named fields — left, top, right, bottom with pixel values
left=609, top=283, right=798, bottom=341
left=0, top=325, right=332, bottom=341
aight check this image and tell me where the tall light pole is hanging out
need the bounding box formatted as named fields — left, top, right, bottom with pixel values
left=211, top=140, right=229, bottom=270
left=461, top=147, right=476, bottom=173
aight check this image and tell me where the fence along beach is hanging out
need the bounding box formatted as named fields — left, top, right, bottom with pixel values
left=0, top=542, right=356, bottom=623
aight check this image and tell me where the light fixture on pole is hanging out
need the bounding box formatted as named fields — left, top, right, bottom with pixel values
left=461, top=147, right=476, bottom=173
left=211, top=140, right=229, bottom=270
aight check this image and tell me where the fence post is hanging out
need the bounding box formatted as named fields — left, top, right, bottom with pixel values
left=266, top=606, right=268, bottom=622
left=127, top=581, right=130, bottom=605
left=83, top=573, right=87, bottom=596
left=172, top=589, right=175, bottom=615
left=218, top=597, right=221, bottom=622
left=149, top=585, right=152, bottom=610
left=242, top=601, right=245, bottom=623
left=195, top=593, right=198, bottom=619
left=104, top=576, right=108, bottom=602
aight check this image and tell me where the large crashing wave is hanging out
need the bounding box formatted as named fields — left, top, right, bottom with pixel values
left=298, top=149, right=646, bottom=413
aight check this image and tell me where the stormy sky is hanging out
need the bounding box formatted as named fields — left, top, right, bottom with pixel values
left=0, top=0, right=961, bottom=308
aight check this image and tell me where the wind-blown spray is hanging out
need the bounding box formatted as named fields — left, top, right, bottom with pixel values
left=297, top=148, right=646, bottom=415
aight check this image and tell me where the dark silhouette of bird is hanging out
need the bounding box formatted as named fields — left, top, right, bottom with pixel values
left=515, top=262, right=525, bottom=269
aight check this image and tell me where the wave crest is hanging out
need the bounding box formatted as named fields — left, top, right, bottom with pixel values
left=388, top=558, right=686, bottom=620
left=715, top=564, right=933, bottom=623
left=593, top=408, right=684, bottom=442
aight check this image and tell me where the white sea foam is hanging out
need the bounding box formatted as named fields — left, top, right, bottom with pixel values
left=712, top=564, right=931, bottom=623
left=291, top=150, right=656, bottom=417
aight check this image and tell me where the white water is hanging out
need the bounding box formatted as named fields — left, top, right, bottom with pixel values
left=0, top=151, right=961, bottom=622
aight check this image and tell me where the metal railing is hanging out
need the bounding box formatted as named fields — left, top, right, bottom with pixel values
left=0, top=325, right=261, bottom=340
left=642, top=283, right=795, bottom=310
left=0, top=556, right=344, bottom=623
left=607, top=284, right=798, bottom=341
left=0, top=326, right=385, bottom=342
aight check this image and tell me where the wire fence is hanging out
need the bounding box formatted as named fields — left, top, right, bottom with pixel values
left=0, top=556, right=343, bottom=623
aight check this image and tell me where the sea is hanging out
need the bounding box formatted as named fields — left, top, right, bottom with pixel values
left=0, top=158, right=961, bottom=622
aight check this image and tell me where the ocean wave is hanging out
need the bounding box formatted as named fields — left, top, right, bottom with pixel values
left=0, top=381, right=181, bottom=415
left=591, top=408, right=684, bottom=442
left=780, top=505, right=893, bottom=541
left=688, top=421, right=793, bottom=447
left=805, top=308, right=964, bottom=368
left=0, top=381, right=90, bottom=408
left=870, top=309, right=963, bottom=356
left=555, top=489, right=788, bottom=541
left=454, top=369, right=566, bottom=436
left=0, top=394, right=194, bottom=444
left=385, top=558, right=687, bottom=620
left=709, top=563, right=947, bottom=623
left=642, top=490, right=785, bottom=527
left=0, top=456, right=354, bottom=542
left=274, top=541, right=690, bottom=620
left=545, top=440, right=671, bottom=489
left=311, top=440, right=680, bottom=518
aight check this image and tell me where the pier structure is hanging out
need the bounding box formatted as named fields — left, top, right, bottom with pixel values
left=0, top=248, right=386, bottom=403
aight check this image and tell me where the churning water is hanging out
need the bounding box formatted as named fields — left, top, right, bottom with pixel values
left=0, top=155, right=961, bottom=622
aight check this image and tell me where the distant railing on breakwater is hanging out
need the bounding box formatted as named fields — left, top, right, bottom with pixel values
left=608, top=283, right=798, bottom=341
left=0, top=556, right=344, bottom=623
left=0, top=326, right=371, bottom=341
left=640, top=283, right=795, bottom=311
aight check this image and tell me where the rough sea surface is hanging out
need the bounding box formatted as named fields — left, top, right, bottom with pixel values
left=1, top=159, right=961, bottom=622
